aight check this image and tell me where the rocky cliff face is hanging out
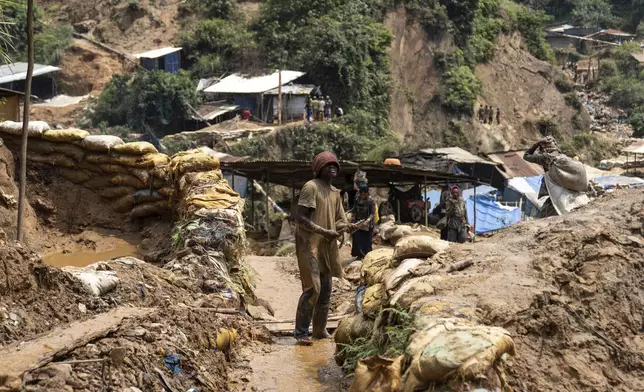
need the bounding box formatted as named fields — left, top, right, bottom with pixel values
left=386, top=7, right=588, bottom=153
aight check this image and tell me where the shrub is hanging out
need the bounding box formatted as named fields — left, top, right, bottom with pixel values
left=564, top=92, right=582, bottom=109
left=535, top=118, right=561, bottom=139
left=598, top=59, right=618, bottom=78
left=128, top=0, right=141, bottom=11
left=440, top=65, right=482, bottom=115
left=179, top=0, right=236, bottom=20
left=34, top=24, right=74, bottom=65
left=180, top=19, right=257, bottom=77
left=601, top=76, right=644, bottom=109
left=91, top=71, right=199, bottom=135
left=555, top=77, right=574, bottom=93
left=504, top=2, right=555, bottom=63
left=630, top=106, right=644, bottom=138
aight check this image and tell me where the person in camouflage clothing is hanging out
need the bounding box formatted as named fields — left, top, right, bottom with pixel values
left=523, top=136, right=560, bottom=218
left=445, top=185, right=469, bottom=243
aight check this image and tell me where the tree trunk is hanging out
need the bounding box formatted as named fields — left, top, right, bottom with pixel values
left=17, top=0, right=35, bottom=243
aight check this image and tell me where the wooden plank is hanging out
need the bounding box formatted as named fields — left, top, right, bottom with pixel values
left=0, top=307, right=154, bottom=380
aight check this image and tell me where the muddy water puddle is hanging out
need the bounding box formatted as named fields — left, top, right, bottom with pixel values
left=249, top=337, right=344, bottom=392
left=43, top=240, right=139, bottom=267
left=245, top=256, right=347, bottom=392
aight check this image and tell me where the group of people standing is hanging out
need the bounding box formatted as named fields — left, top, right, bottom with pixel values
left=306, top=88, right=343, bottom=123
left=478, top=105, right=501, bottom=125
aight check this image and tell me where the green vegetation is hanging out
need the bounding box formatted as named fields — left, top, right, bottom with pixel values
left=91, top=71, right=199, bottom=136
left=555, top=77, right=574, bottom=93
left=179, top=0, right=236, bottom=20
left=440, top=66, right=482, bottom=115
left=233, top=110, right=398, bottom=161
left=180, top=19, right=257, bottom=78
left=503, top=1, right=555, bottom=62
left=338, top=307, right=415, bottom=372
left=560, top=132, right=620, bottom=165
left=2, top=1, right=73, bottom=65
left=564, top=92, right=582, bottom=109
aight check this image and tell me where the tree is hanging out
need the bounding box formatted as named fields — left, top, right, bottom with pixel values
left=570, top=0, right=619, bottom=27
left=17, top=0, right=33, bottom=243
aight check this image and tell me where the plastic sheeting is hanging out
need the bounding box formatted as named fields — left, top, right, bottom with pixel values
left=506, top=175, right=543, bottom=208
left=592, top=175, right=644, bottom=189
left=465, top=194, right=522, bottom=234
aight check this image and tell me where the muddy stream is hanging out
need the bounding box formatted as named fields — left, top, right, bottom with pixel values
left=42, top=236, right=140, bottom=268
left=244, top=256, right=345, bottom=392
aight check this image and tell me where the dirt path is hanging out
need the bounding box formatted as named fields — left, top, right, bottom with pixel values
left=244, top=256, right=345, bottom=392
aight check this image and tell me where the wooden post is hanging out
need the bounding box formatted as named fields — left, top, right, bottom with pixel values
left=250, top=179, right=255, bottom=229
left=278, top=70, right=283, bottom=125
left=473, top=185, right=477, bottom=242
left=396, top=199, right=401, bottom=224
left=424, top=176, right=428, bottom=227
left=265, top=171, right=270, bottom=242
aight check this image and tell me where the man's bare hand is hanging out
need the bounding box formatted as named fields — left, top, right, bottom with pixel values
left=321, top=229, right=341, bottom=240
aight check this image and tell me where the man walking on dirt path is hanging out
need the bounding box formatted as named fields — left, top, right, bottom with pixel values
left=496, top=107, right=501, bottom=124
left=478, top=105, right=484, bottom=122
left=488, top=106, right=494, bottom=124
left=292, top=151, right=359, bottom=346
left=523, top=136, right=560, bottom=218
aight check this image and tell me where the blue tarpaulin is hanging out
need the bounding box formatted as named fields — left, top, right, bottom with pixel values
left=466, top=194, right=522, bottom=234
left=591, top=175, right=644, bottom=188
left=424, top=186, right=520, bottom=234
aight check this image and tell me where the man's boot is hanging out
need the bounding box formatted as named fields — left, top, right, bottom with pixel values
left=311, top=304, right=331, bottom=339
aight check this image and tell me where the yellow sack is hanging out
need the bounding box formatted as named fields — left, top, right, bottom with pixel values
left=58, top=168, right=92, bottom=184
left=182, top=183, right=240, bottom=212
left=24, top=139, right=86, bottom=162
left=80, top=135, right=124, bottom=152
left=43, top=129, right=89, bottom=143
left=130, top=201, right=169, bottom=218
left=112, top=142, right=158, bottom=155
left=389, top=275, right=438, bottom=309
left=374, top=202, right=379, bottom=225
left=349, top=356, right=404, bottom=392
left=110, top=174, right=145, bottom=189
left=158, top=187, right=174, bottom=198
left=170, top=152, right=220, bottom=178
left=77, top=161, right=102, bottom=173
left=180, top=170, right=224, bottom=191
left=129, top=169, right=150, bottom=186
left=97, top=186, right=135, bottom=199
left=393, top=235, right=450, bottom=261
left=85, top=153, right=113, bottom=165
left=334, top=313, right=374, bottom=346
left=112, top=194, right=136, bottom=213
left=99, top=164, right=130, bottom=174
left=28, top=153, right=75, bottom=168
left=83, top=176, right=116, bottom=190
left=361, top=248, right=394, bottom=286
left=362, top=284, right=385, bottom=319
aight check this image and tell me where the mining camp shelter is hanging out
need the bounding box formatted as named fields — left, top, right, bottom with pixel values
left=134, top=47, right=182, bottom=73
left=0, top=62, right=60, bottom=99
left=203, top=70, right=309, bottom=123
left=0, top=88, right=24, bottom=122
left=400, top=148, right=499, bottom=184
left=486, top=150, right=544, bottom=189
left=630, top=52, right=644, bottom=70
left=623, top=140, right=644, bottom=172
left=221, top=159, right=484, bottom=240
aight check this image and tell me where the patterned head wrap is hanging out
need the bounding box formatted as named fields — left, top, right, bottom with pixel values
left=450, top=185, right=461, bottom=196
left=312, top=151, right=340, bottom=176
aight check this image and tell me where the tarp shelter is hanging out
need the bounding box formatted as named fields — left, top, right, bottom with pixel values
left=400, top=148, right=499, bottom=184
left=486, top=150, right=544, bottom=189
left=265, top=84, right=315, bottom=122
left=623, top=140, right=644, bottom=171
left=423, top=185, right=521, bottom=234
left=0, top=62, right=60, bottom=99
left=222, top=159, right=483, bottom=239
left=592, top=175, right=644, bottom=189
left=203, top=70, right=306, bottom=123
left=135, top=47, right=182, bottom=73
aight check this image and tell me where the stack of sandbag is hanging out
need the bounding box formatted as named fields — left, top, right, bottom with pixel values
left=376, top=218, right=441, bottom=246
left=169, top=148, right=246, bottom=268
left=0, top=126, right=172, bottom=218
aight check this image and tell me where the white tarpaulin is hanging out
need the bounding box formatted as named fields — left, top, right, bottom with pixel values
left=544, top=173, right=590, bottom=215
left=507, top=177, right=543, bottom=208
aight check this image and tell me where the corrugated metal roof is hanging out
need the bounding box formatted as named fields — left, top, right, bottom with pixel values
left=586, top=29, right=635, bottom=38
left=418, top=147, right=497, bottom=165
left=623, top=140, right=644, bottom=154
left=134, top=47, right=182, bottom=59
left=204, top=70, right=305, bottom=94
left=487, top=150, right=544, bottom=179
left=264, top=84, right=315, bottom=95
left=0, top=63, right=60, bottom=84
left=201, top=105, right=240, bottom=121
left=631, top=52, right=644, bottom=64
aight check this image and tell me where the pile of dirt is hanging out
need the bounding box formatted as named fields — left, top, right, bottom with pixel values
left=54, top=39, right=134, bottom=96
left=334, top=188, right=643, bottom=391
left=0, top=245, right=106, bottom=345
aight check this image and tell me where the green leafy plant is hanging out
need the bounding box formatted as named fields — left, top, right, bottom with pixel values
left=555, top=77, right=574, bottom=93
left=630, top=106, right=644, bottom=138
left=91, top=71, right=200, bottom=136
left=564, top=92, right=582, bottom=109
left=179, top=0, right=236, bottom=20
left=440, top=65, right=482, bottom=115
